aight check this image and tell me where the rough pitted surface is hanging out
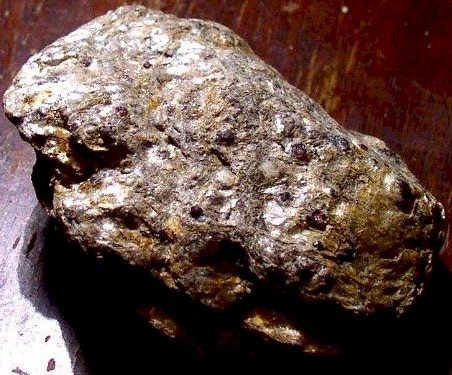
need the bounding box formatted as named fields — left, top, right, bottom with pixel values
left=3, top=5, right=448, bottom=353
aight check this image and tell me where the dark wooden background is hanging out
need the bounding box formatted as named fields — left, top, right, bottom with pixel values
left=1, top=0, right=451, bottom=374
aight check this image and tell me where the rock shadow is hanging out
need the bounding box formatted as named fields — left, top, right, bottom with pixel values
left=16, top=204, right=87, bottom=374
left=17, top=205, right=204, bottom=374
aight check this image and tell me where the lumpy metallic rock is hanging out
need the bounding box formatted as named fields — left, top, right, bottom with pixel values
left=4, top=5, right=448, bottom=352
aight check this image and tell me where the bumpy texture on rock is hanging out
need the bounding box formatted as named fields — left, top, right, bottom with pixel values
left=4, top=5, right=448, bottom=353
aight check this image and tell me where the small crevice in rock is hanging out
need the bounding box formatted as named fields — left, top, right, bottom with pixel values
left=195, top=238, right=247, bottom=275
left=166, top=135, right=189, bottom=158
left=4, top=111, right=24, bottom=126
left=210, top=147, right=230, bottom=167
left=395, top=178, right=419, bottom=214
left=32, top=154, right=56, bottom=211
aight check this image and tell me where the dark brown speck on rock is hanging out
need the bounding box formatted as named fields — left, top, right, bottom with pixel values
left=190, top=205, right=204, bottom=219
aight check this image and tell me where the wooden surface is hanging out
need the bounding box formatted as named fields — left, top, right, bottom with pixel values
left=0, top=0, right=451, bottom=374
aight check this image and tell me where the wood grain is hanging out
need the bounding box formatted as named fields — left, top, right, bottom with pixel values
left=1, top=1, right=451, bottom=373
